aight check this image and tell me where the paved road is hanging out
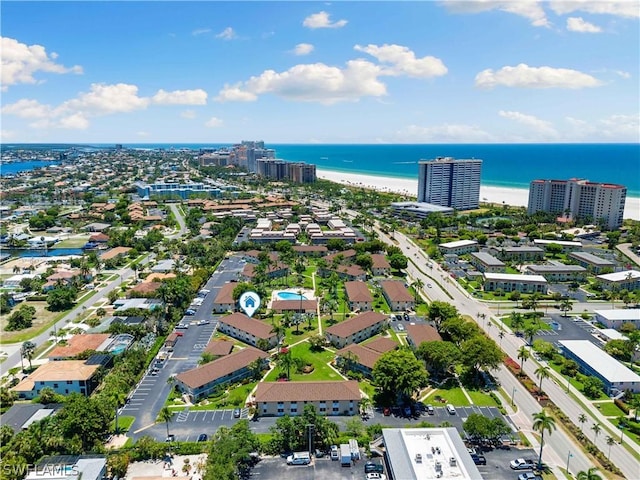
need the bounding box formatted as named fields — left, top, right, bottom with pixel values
left=167, top=203, right=187, bottom=239
left=376, top=227, right=640, bottom=479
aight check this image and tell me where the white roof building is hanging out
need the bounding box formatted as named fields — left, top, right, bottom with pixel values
left=594, top=309, right=640, bottom=328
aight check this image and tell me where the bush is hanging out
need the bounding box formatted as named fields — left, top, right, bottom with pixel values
left=614, top=398, right=630, bottom=414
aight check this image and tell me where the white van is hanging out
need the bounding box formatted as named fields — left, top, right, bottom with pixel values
left=287, top=451, right=311, bottom=465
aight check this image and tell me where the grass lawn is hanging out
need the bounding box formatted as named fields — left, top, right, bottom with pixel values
left=431, top=388, right=471, bottom=406
left=51, top=236, right=90, bottom=248
left=547, top=362, right=609, bottom=400
left=112, top=415, right=135, bottom=433
left=0, top=301, right=65, bottom=344
left=466, top=390, right=499, bottom=407
left=595, top=401, right=625, bottom=417
left=264, top=341, right=342, bottom=382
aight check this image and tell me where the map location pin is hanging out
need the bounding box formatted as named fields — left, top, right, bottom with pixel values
left=239, top=291, right=261, bottom=317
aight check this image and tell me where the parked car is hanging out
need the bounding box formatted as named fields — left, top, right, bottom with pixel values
left=383, top=407, right=391, bottom=416
left=366, top=473, right=386, bottom=480
left=396, top=324, right=405, bottom=332
left=518, top=473, right=542, bottom=480
left=364, top=462, right=384, bottom=474
left=165, top=434, right=175, bottom=442
left=510, top=458, right=536, bottom=470
left=470, top=454, right=486, bottom=465
left=197, top=434, right=208, bottom=442
left=185, top=309, right=196, bottom=316
left=403, top=406, right=412, bottom=417
left=197, top=319, right=210, bottom=325
left=314, top=449, right=325, bottom=458
left=330, top=445, right=339, bottom=461
left=426, top=404, right=434, bottom=415
left=175, top=323, right=189, bottom=329
left=446, top=404, right=456, bottom=415
left=233, top=408, right=241, bottom=418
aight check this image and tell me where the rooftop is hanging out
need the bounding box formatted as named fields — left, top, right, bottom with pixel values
left=213, top=282, right=236, bottom=305
left=380, top=280, right=414, bottom=302
left=594, top=309, right=640, bottom=321
left=344, top=281, right=373, bottom=303
left=325, top=311, right=388, bottom=339
left=558, top=340, right=640, bottom=383
left=219, top=312, right=276, bottom=339
left=597, top=270, right=640, bottom=282
left=13, top=361, right=100, bottom=393
left=569, top=251, right=615, bottom=266
left=533, top=239, right=582, bottom=247
left=484, top=273, right=547, bottom=283
left=254, top=380, right=361, bottom=403
left=406, top=324, right=442, bottom=347
left=470, top=252, right=505, bottom=266
left=48, top=334, right=111, bottom=359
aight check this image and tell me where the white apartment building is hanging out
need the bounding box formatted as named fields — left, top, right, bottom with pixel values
left=528, top=178, right=626, bottom=230
left=417, top=157, right=482, bottom=210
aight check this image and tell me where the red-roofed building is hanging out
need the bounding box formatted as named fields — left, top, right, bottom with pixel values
left=218, top=313, right=277, bottom=349
left=380, top=280, right=414, bottom=312
left=325, top=311, right=389, bottom=348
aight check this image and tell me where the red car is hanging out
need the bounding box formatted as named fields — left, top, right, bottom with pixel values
left=383, top=407, right=391, bottom=416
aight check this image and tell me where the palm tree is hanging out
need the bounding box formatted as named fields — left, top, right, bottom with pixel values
left=524, top=323, right=539, bottom=346
left=532, top=410, right=556, bottom=469
left=605, top=435, right=615, bottom=459
left=498, top=329, right=505, bottom=348
left=411, top=278, right=424, bottom=302
left=510, top=312, right=525, bottom=333
left=159, top=406, right=173, bottom=440
left=559, top=297, right=573, bottom=317
left=576, top=467, right=603, bottom=480
left=110, top=391, right=127, bottom=434
left=517, top=346, right=530, bottom=371
left=578, top=413, right=587, bottom=432
left=591, top=423, right=602, bottom=443
left=21, top=341, right=36, bottom=371
left=535, top=365, right=550, bottom=392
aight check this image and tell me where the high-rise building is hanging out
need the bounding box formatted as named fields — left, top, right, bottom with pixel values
left=417, top=157, right=482, bottom=210
left=289, top=162, right=317, bottom=183
left=528, top=178, right=626, bottom=230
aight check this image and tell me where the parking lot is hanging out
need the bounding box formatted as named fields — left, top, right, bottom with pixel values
left=531, top=313, right=601, bottom=349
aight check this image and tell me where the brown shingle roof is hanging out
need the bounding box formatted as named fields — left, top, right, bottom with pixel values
left=13, top=360, right=100, bottom=393
left=344, top=281, right=373, bottom=303
left=48, top=334, right=111, bottom=359
left=406, top=324, right=442, bottom=347
left=254, top=380, right=361, bottom=403
left=336, top=344, right=384, bottom=370
left=220, top=313, right=276, bottom=340
left=326, top=249, right=357, bottom=264
left=371, top=254, right=390, bottom=269
left=271, top=300, right=318, bottom=312
left=129, top=282, right=162, bottom=295
left=363, top=336, right=398, bottom=353
left=203, top=340, right=234, bottom=357
left=337, top=264, right=366, bottom=277
left=293, top=246, right=328, bottom=254
left=213, top=283, right=236, bottom=305
left=176, top=347, right=268, bottom=389
left=380, top=280, right=413, bottom=302
left=325, top=311, right=388, bottom=339
left=100, top=246, right=132, bottom=260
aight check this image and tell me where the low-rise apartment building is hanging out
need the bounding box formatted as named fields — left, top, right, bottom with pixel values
left=371, top=254, right=391, bottom=276
left=469, top=252, right=505, bottom=273
left=438, top=240, right=478, bottom=256
left=526, top=264, right=587, bottom=282
left=218, top=313, right=278, bottom=349
left=594, top=309, right=640, bottom=329
left=494, top=246, right=545, bottom=262
left=533, top=239, right=582, bottom=253
left=568, top=251, right=615, bottom=274
left=212, top=283, right=237, bottom=313
left=325, top=311, right=389, bottom=348
left=596, top=270, right=640, bottom=291
left=175, top=347, right=269, bottom=401
left=344, top=281, right=374, bottom=312
left=380, top=280, right=415, bottom=312
left=253, top=380, right=361, bottom=417
left=405, top=324, right=442, bottom=350
left=336, top=337, right=397, bottom=378
left=12, top=360, right=101, bottom=400
left=483, top=273, right=548, bottom=294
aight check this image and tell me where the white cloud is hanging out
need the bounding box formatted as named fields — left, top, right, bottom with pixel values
left=499, top=110, right=558, bottom=136
left=137, top=131, right=150, bottom=137
left=192, top=28, right=212, bottom=36
left=216, top=60, right=386, bottom=105
left=303, top=11, right=348, bottom=29
left=293, top=43, right=315, bottom=56
left=566, top=16, right=602, bottom=32
left=0, top=130, right=17, bottom=140
left=205, top=117, right=223, bottom=127
left=615, top=70, right=631, bottom=79
left=216, top=43, right=446, bottom=104
left=550, top=0, right=639, bottom=18
left=599, top=114, right=640, bottom=138
left=441, top=0, right=549, bottom=27
left=63, top=83, right=150, bottom=114
left=1, top=37, right=83, bottom=90
left=396, top=124, right=493, bottom=142
left=1, top=98, right=52, bottom=118
left=216, top=27, right=237, bottom=40
left=475, top=63, right=602, bottom=89
left=152, top=89, right=208, bottom=105
left=58, top=113, right=89, bottom=130
left=181, top=109, right=197, bottom=119
left=354, top=44, right=447, bottom=78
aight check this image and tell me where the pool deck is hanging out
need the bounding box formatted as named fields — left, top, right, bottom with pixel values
left=269, top=288, right=316, bottom=308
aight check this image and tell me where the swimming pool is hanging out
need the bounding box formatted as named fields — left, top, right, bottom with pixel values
left=277, top=292, right=307, bottom=301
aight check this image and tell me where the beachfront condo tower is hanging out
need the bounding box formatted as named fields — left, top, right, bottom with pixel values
left=417, top=157, right=482, bottom=210
left=528, top=178, right=626, bottom=230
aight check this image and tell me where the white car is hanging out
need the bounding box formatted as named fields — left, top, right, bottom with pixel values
left=510, top=458, right=535, bottom=470
left=366, top=474, right=386, bottom=480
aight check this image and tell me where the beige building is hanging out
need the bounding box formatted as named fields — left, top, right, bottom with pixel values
left=405, top=324, right=442, bottom=350
left=344, top=281, right=373, bottom=312
left=371, top=254, right=391, bottom=276
left=325, top=311, right=389, bottom=348
left=526, top=264, right=586, bottom=282
left=212, top=283, right=236, bottom=313
left=12, top=360, right=101, bottom=400
left=483, top=273, right=548, bottom=294
left=336, top=337, right=397, bottom=378
left=175, top=347, right=269, bottom=401
left=380, top=280, right=415, bottom=312
left=494, top=246, right=545, bottom=262
left=218, top=313, right=278, bottom=349
left=438, top=240, right=478, bottom=255
left=254, top=380, right=361, bottom=417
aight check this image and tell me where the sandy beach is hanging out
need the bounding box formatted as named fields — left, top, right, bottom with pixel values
left=317, top=168, right=640, bottom=221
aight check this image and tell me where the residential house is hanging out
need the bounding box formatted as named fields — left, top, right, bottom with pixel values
left=438, top=240, right=478, bottom=255
left=100, top=246, right=132, bottom=262
left=218, top=312, right=278, bottom=349
left=325, top=311, right=389, bottom=348
left=175, top=347, right=269, bottom=401
left=48, top=334, right=112, bottom=360
left=380, top=280, right=415, bottom=312
left=254, top=380, right=361, bottom=417
left=344, top=281, right=374, bottom=312
left=242, top=262, right=289, bottom=281
left=212, top=283, right=236, bottom=313
left=12, top=360, right=101, bottom=399
left=203, top=340, right=235, bottom=358
left=293, top=245, right=328, bottom=257
left=371, top=254, right=391, bottom=276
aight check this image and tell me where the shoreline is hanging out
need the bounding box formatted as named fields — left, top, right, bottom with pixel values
left=317, top=168, right=640, bottom=221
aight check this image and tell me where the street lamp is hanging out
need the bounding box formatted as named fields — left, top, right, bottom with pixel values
left=511, top=387, right=517, bottom=407
left=306, top=424, right=314, bottom=455
left=565, top=451, right=573, bottom=474
left=619, top=424, right=625, bottom=444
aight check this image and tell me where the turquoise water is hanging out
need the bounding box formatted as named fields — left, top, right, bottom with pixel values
left=277, top=292, right=307, bottom=301
left=4, top=143, right=639, bottom=196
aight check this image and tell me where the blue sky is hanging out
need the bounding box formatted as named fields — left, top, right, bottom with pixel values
left=1, top=1, right=638, bottom=143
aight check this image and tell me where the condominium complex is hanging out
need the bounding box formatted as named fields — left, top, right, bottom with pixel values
left=527, top=178, right=626, bottom=229
left=417, top=157, right=482, bottom=210
left=256, top=159, right=317, bottom=184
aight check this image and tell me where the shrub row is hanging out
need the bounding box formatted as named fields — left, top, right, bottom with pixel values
left=614, top=398, right=630, bottom=415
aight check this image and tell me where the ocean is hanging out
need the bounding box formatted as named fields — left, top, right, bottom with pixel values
left=3, top=143, right=639, bottom=197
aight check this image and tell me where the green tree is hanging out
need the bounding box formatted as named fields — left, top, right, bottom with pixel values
left=517, top=345, right=530, bottom=371
left=605, top=435, right=615, bottom=459
left=109, top=390, right=128, bottom=434
left=577, top=413, right=587, bottom=432
left=546, top=243, right=563, bottom=258
left=416, top=341, right=461, bottom=377
left=6, top=304, right=36, bottom=331
left=460, top=335, right=503, bottom=373
left=591, top=423, right=602, bottom=443
left=428, top=301, right=459, bottom=330
left=535, top=366, right=550, bottom=392
left=509, top=312, right=525, bottom=333
left=388, top=253, right=408, bottom=271
left=46, top=286, right=77, bottom=311
left=582, top=376, right=604, bottom=399
left=576, top=468, right=603, bottom=480
left=532, top=410, right=556, bottom=469
left=21, top=341, right=36, bottom=370
left=559, top=297, right=573, bottom=317
left=372, top=348, right=429, bottom=403
left=159, top=406, right=173, bottom=440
